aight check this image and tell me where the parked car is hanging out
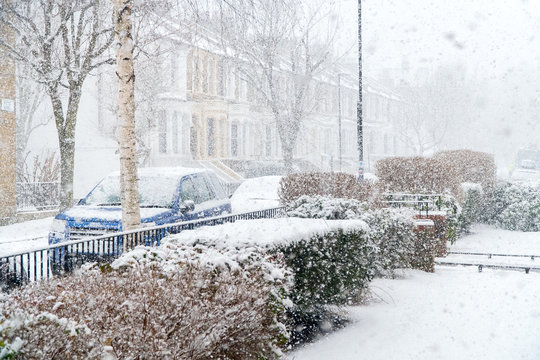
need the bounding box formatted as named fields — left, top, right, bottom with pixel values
left=510, top=168, right=540, bottom=183
left=230, top=176, right=282, bottom=213
left=48, top=167, right=231, bottom=247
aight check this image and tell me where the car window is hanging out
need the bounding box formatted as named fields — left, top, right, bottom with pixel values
left=84, top=175, right=179, bottom=208
left=180, top=175, right=215, bottom=204
left=180, top=177, right=199, bottom=203
left=191, top=175, right=214, bottom=203
left=206, top=172, right=227, bottom=199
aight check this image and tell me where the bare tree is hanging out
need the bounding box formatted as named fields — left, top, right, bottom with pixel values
left=15, top=62, right=49, bottom=171
left=217, top=0, right=334, bottom=173
left=113, top=0, right=140, bottom=232
left=0, top=0, right=114, bottom=209
left=394, top=65, right=468, bottom=156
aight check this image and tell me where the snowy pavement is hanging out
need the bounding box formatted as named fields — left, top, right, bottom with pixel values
left=0, top=217, right=52, bottom=257
left=288, top=225, right=540, bottom=360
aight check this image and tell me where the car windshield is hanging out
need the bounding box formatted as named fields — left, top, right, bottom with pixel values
left=84, top=175, right=180, bottom=208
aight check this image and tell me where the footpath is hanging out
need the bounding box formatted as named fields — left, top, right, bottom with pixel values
left=288, top=225, right=540, bottom=360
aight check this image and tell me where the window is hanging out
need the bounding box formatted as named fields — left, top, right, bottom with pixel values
left=180, top=178, right=197, bottom=202
left=192, top=175, right=213, bottom=203
left=207, top=118, right=215, bottom=156
left=190, top=123, right=198, bottom=158
left=180, top=175, right=213, bottom=204
left=186, top=53, right=193, bottom=91
left=218, top=61, right=225, bottom=97
left=170, top=56, right=177, bottom=87
left=265, top=125, right=272, bottom=157
left=202, top=56, right=209, bottom=93
left=209, top=58, right=215, bottom=94
left=158, top=110, right=167, bottom=153
left=231, top=123, right=238, bottom=157
left=207, top=172, right=226, bottom=199
left=172, top=111, right=179, bottom=154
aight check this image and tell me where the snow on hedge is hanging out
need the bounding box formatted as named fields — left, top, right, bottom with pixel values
left=166, top=218, right=370, bottom=247
left=112, top=217, right=369, bottom=287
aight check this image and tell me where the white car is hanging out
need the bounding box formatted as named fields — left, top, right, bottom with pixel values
left=510, top=168, right=540, bottom=183
left=231, top=176, right=282, bottom=213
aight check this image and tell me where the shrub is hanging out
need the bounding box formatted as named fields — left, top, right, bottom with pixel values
left=285, top=195, right=367, bottom=219
left=167, top=217, right=376, bottom=346
left=1, top=260, right=286, bottom=359
left=361, top=208, right=417, bottom=275
left=480, top=182, right=540, bottom=231
left=411, top=221, right=438, bottom=272
left=278, top=172, right=382, bottom=206
left=0, top=311, right=99, bottom=360
left=458, top=182, right=484, bottom=234
left=375, top=150, right=496, bottom=201
left=285, top=195, right=436, bottom=275
left=376, top=156, right=461, bottom=198
left=434, top=150, right=496, bottom=193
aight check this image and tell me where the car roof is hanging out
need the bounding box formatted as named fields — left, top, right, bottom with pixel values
left=107, top=167, right=207, bottom=178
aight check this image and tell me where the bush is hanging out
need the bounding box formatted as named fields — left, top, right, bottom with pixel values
left=480, top=182, right=540, bottom=231
left=375, top=150, right=496, bottom=201
left=376, top=156, right=461, bottom=198
left=1, top=260, right=286, bottom=359
left=434, top=150, right=496, bottom=193
left=361, top=208, right=417, bottom=275
left=0, top=311, right=98, bottom=360
left=458, top=183, right=484, bottom=234
left=285, top=195, right=437, bottom=275
left=165, top=217, right=376, bottom=346
left=286, top=195, right=367, bottom=220
left=411, top=222, right=438, bottom=272
left=278, top=172, right=382, bottom=206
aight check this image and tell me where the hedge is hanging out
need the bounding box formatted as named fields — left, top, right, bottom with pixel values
left=0, top=254, right=287, bottom=359
left=278, top=172, right=382, bottom=206
left=375, top=150, right=496, bottom=200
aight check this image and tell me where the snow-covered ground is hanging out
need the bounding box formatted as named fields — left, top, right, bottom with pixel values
left=0, top=217, right=52, bottom=257
left=288, top=225, right=540, bottom=360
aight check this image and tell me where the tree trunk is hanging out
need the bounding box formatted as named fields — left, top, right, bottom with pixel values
left=58, top=137, right=75, bottom=210
left=282, top=144, right=294, bottom=175
left=114, top=0, right=140, bottom=236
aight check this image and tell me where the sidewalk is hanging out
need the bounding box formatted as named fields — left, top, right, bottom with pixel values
left=287, top=225, right=540, bottom=360
left=0, top=217, right=52, bottom=256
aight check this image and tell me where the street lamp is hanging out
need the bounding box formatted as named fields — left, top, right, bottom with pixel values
left=357, top=0, right=364, bottom=180
left=338, top=73, right=343, bottom=172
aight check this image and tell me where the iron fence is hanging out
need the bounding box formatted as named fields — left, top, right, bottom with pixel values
left=0, top=207, right=285, bottom=291
left=384, top=193, right=445, bottom=217
left=16, top=182, right=60, bottom=212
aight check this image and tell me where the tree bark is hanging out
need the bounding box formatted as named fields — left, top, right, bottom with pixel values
left=114, top=0, right=140, bottom=235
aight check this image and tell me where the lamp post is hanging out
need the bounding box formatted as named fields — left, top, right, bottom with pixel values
left=357, top=0, right=364, bottom=180
left=338, top=73, right=343, bottom=172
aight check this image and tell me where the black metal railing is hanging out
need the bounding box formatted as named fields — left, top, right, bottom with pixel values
left=0, top=207, right=285, bottom=290
left=384, top=193, right=446, bottom=217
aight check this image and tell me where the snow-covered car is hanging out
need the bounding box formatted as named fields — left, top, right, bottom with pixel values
left=510, top=168, right=540, bottom=183
left=48, top=167, right=231, bottom=246
left=230, top=176, right=282, bottom=213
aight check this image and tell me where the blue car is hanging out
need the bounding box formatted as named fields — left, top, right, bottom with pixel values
left=48, top=167, right=231, bottom=249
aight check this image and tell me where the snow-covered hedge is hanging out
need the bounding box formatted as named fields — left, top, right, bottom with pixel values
left=165, top=217, right=378, bottom=345
left=278, top=172, right=382, bottom=206
left=0, top=255, right=287, bottom=359
left=286, top=195, right=437, bottom=274
left=481, top=182, right=540, bottom=232
left=286, top=195, right=368, bottom=219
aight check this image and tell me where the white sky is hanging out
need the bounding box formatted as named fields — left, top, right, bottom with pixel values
left=336, top=0, right=540, bottom=168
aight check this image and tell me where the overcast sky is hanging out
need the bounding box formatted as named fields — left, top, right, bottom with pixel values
left=337, top=0, right=540, bottom=169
